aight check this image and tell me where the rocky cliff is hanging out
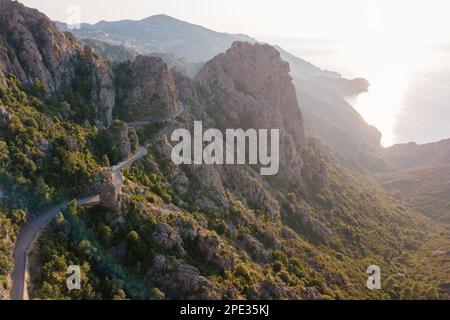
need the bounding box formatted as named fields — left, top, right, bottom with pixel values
left=94, top=120, right=139, bottom=165
left=113, top=55, right=181, bottom=122
left=195, top=42, right=308, bottom=185
left=0, top=0, right=114, bottom=126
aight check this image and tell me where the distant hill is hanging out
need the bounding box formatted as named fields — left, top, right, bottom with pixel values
left=82, top=38, right=203, bottom=78
left=383, top=139, right=450, bottom=169
left=82, top=38, right=137, bottom=62
left=56, top=15, right=255, bottom=63
left=373, top=139, right=450, bottom=223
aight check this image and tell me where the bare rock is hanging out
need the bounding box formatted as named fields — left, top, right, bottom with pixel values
left=247, top=277, right=299, bottom=300
left=196, top=232, right=238, bottom=272
left=116, top=55, right=181, bottom=121
left=0, top=1, right=114, bottom=126
left=195, top=41, right=306, bottom=185
left=146, top=255, right=223, bottom=300
left=99, top=171, right=119, bottom=210
left=152, top=222, right=185, bottom=254
left=238, top=233, right=272, bottom=263
left=99, top=120, right=139, bottom=161
left=304, top=286, right=323, bottom=300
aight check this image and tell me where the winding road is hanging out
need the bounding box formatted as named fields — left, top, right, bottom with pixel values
left=10, top=146, right=147, bottom=300
left=10, top=104, right=185, bottom=300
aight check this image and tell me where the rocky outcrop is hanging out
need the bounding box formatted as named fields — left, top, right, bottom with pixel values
left=247, top=277, right=298, bottom=300
left=109, top=121, right=139, bottom=161
left=194, top=231, right=238, bottom=272
left=152, top=222, right=185, bottom=254
left=0, top=0, right=114, bottom=126
left=0, top=0, right=79, bottom=90
left=99, top=170, right=119, bottom=210
left=315, top=77, right=369, bottom=98
left=148, top=42, right=329, bottom=225
left=82, top=46, right=116, bottom=126
left=278, top=44, right=384, bottom=172
left=114, top=55, right=181, bottom=121
left=195, top=42, right=306, bottom=185
left=304, top=286, right=324, bottom=300
left=96, top=120, right=139, bottom=163
left=238, top=233, right=272, bottom=263
left=146, top=255, right=223, bottom=299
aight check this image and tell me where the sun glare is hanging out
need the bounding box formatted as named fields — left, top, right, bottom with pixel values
left=347, top=33, right=434, bottom=146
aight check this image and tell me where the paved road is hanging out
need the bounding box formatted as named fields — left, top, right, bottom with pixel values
left=10, top=146, right=147, bottom=300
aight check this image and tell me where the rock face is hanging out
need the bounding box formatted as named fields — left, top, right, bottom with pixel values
left=82, top=46, right=116, bottom=126
left=96, top=120, right=139, bottom=164
left=0, top=0, right=115, bottom=126
left=99, top=170, right=119, bottom=210
left=114, top=55, right=181, bottom=121
left=146, top=255, right=223, bottom=299
left=0, top=0, right=79, bottom=90
left=152, top=222, right=185, bottom=254
left=195, top=42, right=306, bottom=184
left=277, top=45, right=385, bottom=172
left=247, top=278, right=298, bottom=300
left=114, top=122, right=139, bottom=161
left=150, top=42, right=328, bottom=222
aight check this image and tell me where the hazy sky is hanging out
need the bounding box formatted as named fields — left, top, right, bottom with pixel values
left=19, top=0, right=450, bottom=42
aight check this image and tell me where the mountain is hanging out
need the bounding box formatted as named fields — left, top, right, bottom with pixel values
left=55, top=15, right=255, bottom=63
left=0, top=1, right=448, bottom=300
left=56, top=15, right=383, bottom=172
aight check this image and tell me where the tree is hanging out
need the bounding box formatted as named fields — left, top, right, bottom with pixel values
left=113, top=289, right=127, bottom=300
left=127, top=230, right=140, bottom=243
left=102, top=154, right=110, bottom=167
left=152, top=287, right=166, bottom=300
left=68, top=200, right=78, bottom=215
left=101, top=225, right=113, bottom=245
